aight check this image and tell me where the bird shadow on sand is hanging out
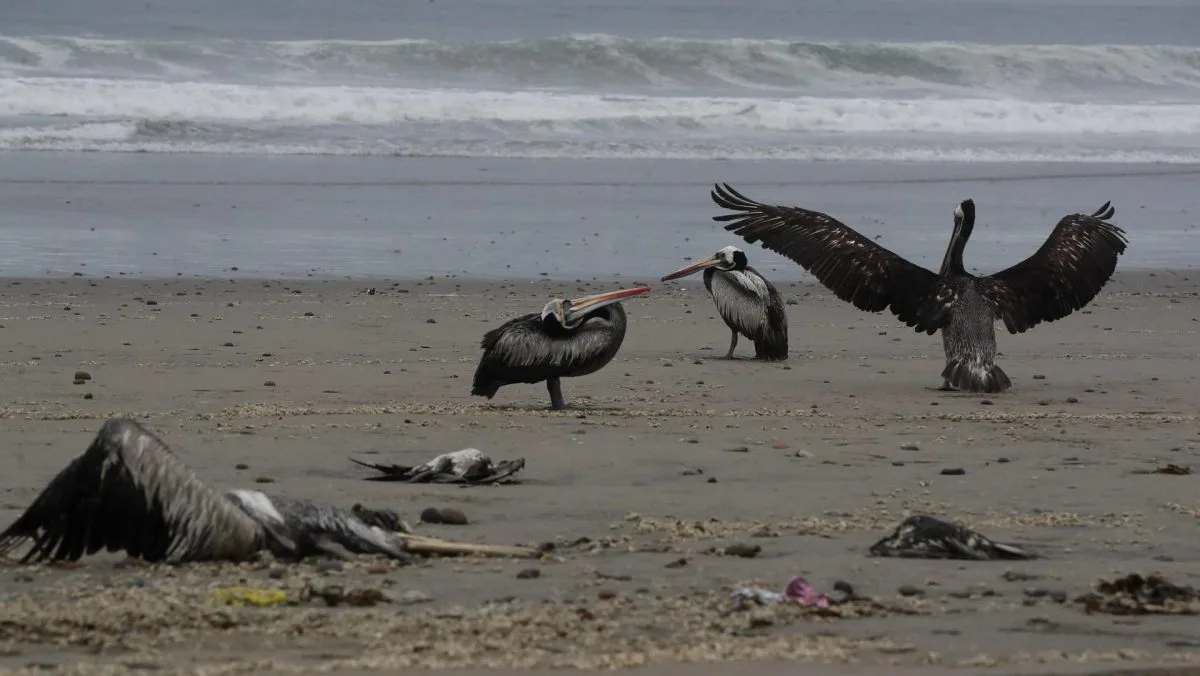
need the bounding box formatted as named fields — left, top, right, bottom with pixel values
left=481, top=402, right=628, bottom=414
left=923, top=386, right=1009, bottom=397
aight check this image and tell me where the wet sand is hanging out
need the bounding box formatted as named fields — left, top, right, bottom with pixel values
left=0, top=271, right=1198, bottom=675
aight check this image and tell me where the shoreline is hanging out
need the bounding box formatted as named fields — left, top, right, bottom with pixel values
left=0, top=268, right=1193, bottom=284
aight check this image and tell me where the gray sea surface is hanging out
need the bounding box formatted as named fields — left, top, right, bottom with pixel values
left=1, top=0, right=1199, bottom=279
left=1, top=153, right=1196, bottom=280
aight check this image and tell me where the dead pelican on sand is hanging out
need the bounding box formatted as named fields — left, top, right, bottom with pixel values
left=0, top=418, right=413, bottom=565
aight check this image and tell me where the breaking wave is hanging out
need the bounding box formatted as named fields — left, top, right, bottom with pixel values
left=4, top=33, right=1200, bottom=162
left=3, top=34, right=1200, bottom=100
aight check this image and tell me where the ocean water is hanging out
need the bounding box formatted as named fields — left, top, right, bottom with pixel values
left=4, top=0, right=1200, bottom=163
left=1, top=0, right=1198, bottom=279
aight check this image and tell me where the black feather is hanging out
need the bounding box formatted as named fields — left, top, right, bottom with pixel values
left=711, top=182, right=953, bottom=335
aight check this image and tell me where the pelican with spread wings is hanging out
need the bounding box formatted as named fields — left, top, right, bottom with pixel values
left=710, top=184, right=1128, bottom=392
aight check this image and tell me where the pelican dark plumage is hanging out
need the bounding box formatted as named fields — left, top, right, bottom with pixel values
left=0, top=418, right=413, bottom=565
left=710, top=183, right=1129, bottom=393
left=661, top=245, right=788, bottom=361
left=471, top=285, right=651, bottom=410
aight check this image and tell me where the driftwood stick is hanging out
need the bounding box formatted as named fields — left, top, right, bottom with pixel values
left=400, top=534, right=540, bottom=559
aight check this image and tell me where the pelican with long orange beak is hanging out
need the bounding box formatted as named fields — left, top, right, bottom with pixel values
left=471, top=285, right=651, bottom=410
left=661, top=245, right=788, bottom=361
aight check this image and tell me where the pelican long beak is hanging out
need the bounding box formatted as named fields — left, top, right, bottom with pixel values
left=660, top=254, right=721, bottom=281
left=567, top=285, right=651, bottom=312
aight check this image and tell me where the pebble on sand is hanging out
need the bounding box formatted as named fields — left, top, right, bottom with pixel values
left=718, top=543, right=761, bottom=558
left=421, top=507, right=468, bottom=525
left=73, top=371, right=92, bottom=381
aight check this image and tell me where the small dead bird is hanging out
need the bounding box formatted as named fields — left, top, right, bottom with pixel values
left=351, top=448, right=526, bottom=484
left=869, top=514, right=1037, bottom=561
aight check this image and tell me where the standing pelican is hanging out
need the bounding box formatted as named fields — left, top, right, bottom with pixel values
left=660, top=245, right=788, bottom=361
left=0, top=418, right=413, bottom=565
left=710, top=184, right=1128, bottom=393
left=471, top=285, right=650, bottom=410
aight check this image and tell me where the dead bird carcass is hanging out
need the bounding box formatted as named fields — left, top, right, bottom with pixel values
left=0, top=418, right=414, bottom=565
left=350, top=448, right=526, bottom=484
left=869, top=514, right=1037, bottom=561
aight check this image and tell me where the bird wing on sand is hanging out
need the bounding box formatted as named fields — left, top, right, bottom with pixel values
left=350, top=449, right=526, bottom=484
left=977, top=202, right=1129, bottom=335
left=710, top=183, right=955, bottom=335
left=0, top=418, right=271, bottom=564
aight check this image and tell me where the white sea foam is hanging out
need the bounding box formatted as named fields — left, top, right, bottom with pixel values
left=3, top=78, right=1200, bottom=136
left=3, top=34, right=1200, bottom=100
left=3, top=34, right=1200, bottom=162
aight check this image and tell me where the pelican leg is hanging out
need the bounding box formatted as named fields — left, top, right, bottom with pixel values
left=724, top=330, right=738, bottom=359
left=546, top=377, right=566, bottom=410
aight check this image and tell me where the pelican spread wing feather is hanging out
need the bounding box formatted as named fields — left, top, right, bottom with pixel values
left=711, top=183, right=955, bottom=334
left=978, top=202, right=1129, bottom=334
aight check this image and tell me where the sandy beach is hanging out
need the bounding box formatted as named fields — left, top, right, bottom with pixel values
left=0, top=271, right=1198, bottom=675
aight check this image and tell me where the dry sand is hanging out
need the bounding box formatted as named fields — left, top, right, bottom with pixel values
left=0, top=271, right=1198, bottom=675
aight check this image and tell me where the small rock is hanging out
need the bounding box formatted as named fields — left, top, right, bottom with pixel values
left=898, top=585, right=924, bottom=597
left=72, top=379, right=86, bottom=385
left=425, top=318, right=437, bottom=324
left=437, top=507, right=468, bottom=525
left=1032, top=374, right=1046, bottom=380
left=725, top=446, right=750, bottom=453
left=304, top=311, right=315, bottom=317
left=223, top=342, right=235, bottom=347
left=900, top=442, right=920, bottom=451
left=390, top=590, right=433, bottom=605
left=83, top=393, right=93, bottom=400
left=597, top=589, right=617, bottom=600
left=235, top=463, right=249, bottom=470
left=665, top=558, right=688, bottom=568
left=516, top=568, right=541, bottom=579
left=254, top=476, right=275, bottom=484
left=419, top=507, right=443, bottom=524
left=316, top=561, right=343, bottom=573
left=722, top=543, right=761, bottom=558
left=940, top=468, right=966, bottom=476
left=74, top=371, right=92, bottom=381
left=1066, top=397, right=1079, bottom=404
